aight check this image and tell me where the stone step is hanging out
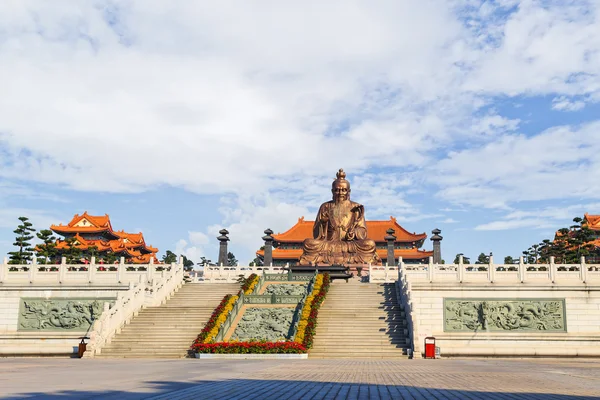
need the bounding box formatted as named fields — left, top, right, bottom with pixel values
left=98, top=282, right=235, bottom=358
left=115, top=336, right=198, bottom=341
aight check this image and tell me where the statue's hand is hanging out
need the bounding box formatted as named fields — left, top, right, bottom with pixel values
left=346, top=228, right=355, bottom=240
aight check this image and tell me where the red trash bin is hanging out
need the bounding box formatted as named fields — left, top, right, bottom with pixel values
left=424, top=337, right=436, bottom=359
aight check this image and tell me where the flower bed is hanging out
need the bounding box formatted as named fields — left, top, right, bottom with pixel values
left=241, top=273, right=260, bottom=294
left=192, top=341, right=306, bottom=354
left=294, top=273, right=330, bottom=348
left=193, top=294, right=238, bottom=344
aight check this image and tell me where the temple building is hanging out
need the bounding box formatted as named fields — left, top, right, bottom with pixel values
left=582, top=213, right=600, bottom=263
left=256, top=216, right=434, bottom=266
left=50, top=212, right=159, bottom=264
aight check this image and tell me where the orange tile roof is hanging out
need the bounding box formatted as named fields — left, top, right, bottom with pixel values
left=257, top=247, right=433, bottom=261
left=51, top=211, right=113, bottom=233
left=584, top=213, right=600, bottom=230
left=50, top=212, right=159, bottom=261
left=272, top=216, right=427, bottom=243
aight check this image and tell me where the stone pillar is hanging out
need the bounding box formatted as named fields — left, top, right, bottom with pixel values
left=262, top=228, right=274, bottom=266
left=384, top=228, right=396, bottom=266
left=431, top=228, right=443, bottom=264
left=217, top=229, right=230, bottom=266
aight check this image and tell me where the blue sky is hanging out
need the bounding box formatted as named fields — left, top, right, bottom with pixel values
left=1, top=0, right=599, bottom=264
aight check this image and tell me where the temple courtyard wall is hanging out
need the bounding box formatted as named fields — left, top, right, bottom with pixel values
left=0, top=258, right=184, bottom=357
left=2, top=257, right=600, bottom=359
left=397, top=257, right=600, bottom=358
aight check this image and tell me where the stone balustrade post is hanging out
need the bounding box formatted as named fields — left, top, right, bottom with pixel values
left=147, top=263, right=154, bottom=284
left=117, top=264, right=124, bottom=284
left=518, top=256, right=525, bottom=283
left=397, top=256, right=403, bottom=281
left=580, top=256, right=587, bottom=283
left=428, top=256, right=434, bottom=283
left=458, top=255, right=464, bottom=283
left=29, top=256, right=36, bottom=283
left=89, top=256, right=96, bottom=283
left=368, top=263, right=372, bottom=282
left=550, top=256, right=556, bottom=283
left=59, top=257, right=67, bottom=284
left=488, top=255, right=494, bottom=283
left=0, top=257, right=7, bottom=283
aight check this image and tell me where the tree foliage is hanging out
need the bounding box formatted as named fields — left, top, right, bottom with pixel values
left=35, top=229, right=57, bottom=264
left=182, top=255, right=195, bottom=270
left=522, top=216, right=596, bottom=263
left=227, top=251, right=238, bottom=266
left=452, top=253, right=470, bottom=264
left=474, top=252, right=489, bottom=264
left=161, top=250, right=177, bottom=264
left=8, top=217, right=36, bottom=264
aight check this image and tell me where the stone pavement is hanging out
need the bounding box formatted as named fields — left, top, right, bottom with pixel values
left=1, top=358, right=600, bottom=399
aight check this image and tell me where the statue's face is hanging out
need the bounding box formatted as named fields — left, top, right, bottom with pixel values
left=332, top=182, right=350, bottom=202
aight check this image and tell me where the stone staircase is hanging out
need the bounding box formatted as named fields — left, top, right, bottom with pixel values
left=309, top=280, right=410, bottom=359
left=96, top=283, right=240, bottom=358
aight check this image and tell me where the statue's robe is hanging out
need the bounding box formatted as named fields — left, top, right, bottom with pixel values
left=299, top=200, right=380, bottom=265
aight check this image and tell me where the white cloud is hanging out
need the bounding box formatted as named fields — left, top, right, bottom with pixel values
left=1, top=1, right=600, bottom=257
left=433, top=122, right=600, bottom=208
left=551, top=96, right=586, bottom=112
left=475, top=218, right=553, bottom=231
left=442, top=218, right=459, bottom=224
left=474, top=203, right=600, bottom=231
left=172, top=231, right=213, bottom=263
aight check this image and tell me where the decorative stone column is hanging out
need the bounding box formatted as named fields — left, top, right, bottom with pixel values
left=431, top=228, right=443, bottom=264
left=262, top=229, right=275, bottom=267
left=217, top=229, right=229, bottom=266
left=384, top=228, right=396, bottom=266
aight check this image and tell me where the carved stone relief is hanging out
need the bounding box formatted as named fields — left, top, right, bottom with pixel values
left=18, top=298, right=114, bottom=331
left=444, top=299, right=566, bottom=332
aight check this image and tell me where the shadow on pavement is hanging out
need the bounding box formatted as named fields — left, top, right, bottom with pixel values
left=6, top=378, right=599, bottom=400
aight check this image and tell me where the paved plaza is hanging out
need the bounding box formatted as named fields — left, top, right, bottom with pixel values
left=1, top=358, right=600, bottom=399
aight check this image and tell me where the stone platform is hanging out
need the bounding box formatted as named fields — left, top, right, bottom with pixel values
left=1, top=358, right=600, bottom=399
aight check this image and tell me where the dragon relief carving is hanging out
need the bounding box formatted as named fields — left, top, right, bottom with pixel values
left=444, top=299, right=565, bottom=332
left=19, top=299, right=107, bottom=331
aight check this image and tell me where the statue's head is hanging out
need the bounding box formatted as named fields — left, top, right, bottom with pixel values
left=331, top=168, right=350, bottom=202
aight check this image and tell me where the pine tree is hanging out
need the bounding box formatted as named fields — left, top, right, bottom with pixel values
left=227, top=251, right=238, bottom=266
left=8, top=217, right=36, bottom=264
left=35, top=229, right=57, bottom=264
left=63, top=237, right=83, bottom=264
left=161, top=250, right=177, bottom=264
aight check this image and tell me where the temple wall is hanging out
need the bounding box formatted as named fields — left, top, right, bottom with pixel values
left=0, top=286, right=127, bottom=356
left=398, top=259, right=600, bottom=358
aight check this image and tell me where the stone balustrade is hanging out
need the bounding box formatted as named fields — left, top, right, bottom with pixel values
left=85, top=261, right=184, bottom=357
left=199, top=265, right=287, bottom=283
left=400, top=255, right=600, bottom=284
left=397, top=255, right=600, bottom=359
left=0, top=256, right=175, bottom=286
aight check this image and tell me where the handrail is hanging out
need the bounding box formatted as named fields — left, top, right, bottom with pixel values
left=214, top=290, right=244, bottom=342
left=289, top=275, right=316, bottom=340
left=84, top=260, right=185, bottom=357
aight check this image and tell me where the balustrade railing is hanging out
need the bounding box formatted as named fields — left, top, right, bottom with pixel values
left=0, top=256, right=174, bottom=285
left=290, top=276, right=315, bottom=341
left=84, top=260, right=185, bottom=357
left=398, top=255, right=600, bottom=284
left=199, top=265, right=286, bottom=283
left=214, top=291, right=245, bottom=343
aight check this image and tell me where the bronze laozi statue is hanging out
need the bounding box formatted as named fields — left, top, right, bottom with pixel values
left=299, top=169, right=381, bottom=266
